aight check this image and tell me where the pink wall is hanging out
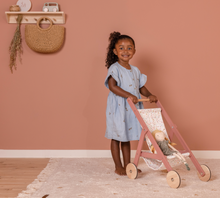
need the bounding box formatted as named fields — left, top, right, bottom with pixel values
left=1, top=0, right=220, bottom=150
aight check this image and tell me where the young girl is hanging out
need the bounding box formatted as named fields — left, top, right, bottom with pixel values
left=104, top=31, right=157, bottom=175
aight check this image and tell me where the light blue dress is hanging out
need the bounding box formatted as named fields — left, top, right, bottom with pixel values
left=104, top=62, right=147, bottom=142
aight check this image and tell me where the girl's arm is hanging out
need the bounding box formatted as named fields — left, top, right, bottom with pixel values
left=139, top=86, right=158, bottom=103
left=108, top=76, right=138, bottom=104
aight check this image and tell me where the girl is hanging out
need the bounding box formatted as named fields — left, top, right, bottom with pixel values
left=104, top=31, right=157, bottom=175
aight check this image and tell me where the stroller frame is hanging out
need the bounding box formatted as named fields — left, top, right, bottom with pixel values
left=126, top=98, right=211, bottom=188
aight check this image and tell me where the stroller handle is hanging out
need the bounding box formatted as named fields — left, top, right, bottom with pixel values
left=138, top=98, right=150, bottom=102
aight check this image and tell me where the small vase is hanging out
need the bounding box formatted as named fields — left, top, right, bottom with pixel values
left=9, top=5, right=21, bottom=12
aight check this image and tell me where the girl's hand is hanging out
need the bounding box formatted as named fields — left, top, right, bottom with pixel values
left=149, top=95, right=158, bottom=103
left=128, top=95, right=138, bottom=104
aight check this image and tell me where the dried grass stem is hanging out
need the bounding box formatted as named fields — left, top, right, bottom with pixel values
left=9, top=14, right=23, bottom=73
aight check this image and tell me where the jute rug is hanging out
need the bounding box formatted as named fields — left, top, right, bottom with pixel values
left=17, top=158, right=220, bottom=198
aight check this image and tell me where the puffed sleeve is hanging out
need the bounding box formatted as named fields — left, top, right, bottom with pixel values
left=138, top=69, right=147, bottom=88
left=104, top=65, right=120, bottom=89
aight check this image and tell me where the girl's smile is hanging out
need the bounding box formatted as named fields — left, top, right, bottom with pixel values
left=113, top=38, right=136, bottom=68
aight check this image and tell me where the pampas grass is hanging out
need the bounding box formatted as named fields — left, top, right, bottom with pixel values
left=9, top=14, right=23, bottom=73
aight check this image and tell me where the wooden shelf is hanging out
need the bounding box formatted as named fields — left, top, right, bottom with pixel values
left=5, top=11, right=65, bottom=24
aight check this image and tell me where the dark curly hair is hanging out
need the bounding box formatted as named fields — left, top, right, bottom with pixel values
left=105, top=31, right=135, bottom=69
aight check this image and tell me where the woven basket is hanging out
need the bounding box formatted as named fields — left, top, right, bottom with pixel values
left=25, top=17, right=65, bottom=53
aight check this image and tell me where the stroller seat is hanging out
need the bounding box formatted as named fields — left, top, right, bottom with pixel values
left=138, top=108, right=190, bottom=170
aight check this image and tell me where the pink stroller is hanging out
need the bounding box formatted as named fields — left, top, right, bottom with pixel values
left=126, top=98, right=211, bottom=188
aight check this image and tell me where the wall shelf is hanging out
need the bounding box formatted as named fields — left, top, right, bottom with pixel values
left=5, top=11, right=65, bottom=24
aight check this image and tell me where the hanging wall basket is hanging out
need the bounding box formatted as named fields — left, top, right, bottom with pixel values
left=25, top=17, right=65, bottom=53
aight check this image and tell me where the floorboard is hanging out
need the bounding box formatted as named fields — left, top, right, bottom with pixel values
left=0, top=158, right=49, bottom=198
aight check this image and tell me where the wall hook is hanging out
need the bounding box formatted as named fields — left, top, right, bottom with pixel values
left=6, top=11, right=65, bottom=24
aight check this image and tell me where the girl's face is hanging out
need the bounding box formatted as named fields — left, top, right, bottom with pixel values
left=155, top=132, right=165, bottom=142
left=113, top=39, right=136, bottom=65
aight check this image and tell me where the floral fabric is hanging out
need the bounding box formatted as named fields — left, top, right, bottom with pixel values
left=138, top=108, right=189, bottom=170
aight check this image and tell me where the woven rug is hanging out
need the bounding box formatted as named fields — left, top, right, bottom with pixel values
left=17, top=158, right=220, bottom=198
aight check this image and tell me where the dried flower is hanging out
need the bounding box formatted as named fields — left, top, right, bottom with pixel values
left=9, top=14, right=23, bottom=73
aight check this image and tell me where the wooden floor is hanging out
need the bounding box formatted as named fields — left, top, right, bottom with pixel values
left=0, top=158, right=49, bottom=198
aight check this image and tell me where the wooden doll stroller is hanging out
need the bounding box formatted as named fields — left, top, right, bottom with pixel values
left=126, top=98, right=211, bottom=188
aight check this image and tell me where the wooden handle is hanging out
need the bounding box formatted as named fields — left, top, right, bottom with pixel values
left=138, top=98, right=150, bottom=102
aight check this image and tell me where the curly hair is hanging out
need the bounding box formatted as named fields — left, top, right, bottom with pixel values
left=105, top=31, right=135, bottom=69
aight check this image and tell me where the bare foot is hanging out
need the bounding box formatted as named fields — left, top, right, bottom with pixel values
left=115, top=167, right=126, bottom=176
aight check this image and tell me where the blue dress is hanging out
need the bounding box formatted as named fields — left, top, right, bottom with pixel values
left=104, top=62, right=147, bottom=142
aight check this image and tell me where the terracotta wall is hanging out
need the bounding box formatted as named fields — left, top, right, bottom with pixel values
left=1, top=0, right=220, bottom=150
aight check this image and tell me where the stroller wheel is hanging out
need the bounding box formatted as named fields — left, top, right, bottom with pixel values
left=197, top=164, right=211, bottom=182
left=126, top=163, right=138, bottom=179
left=166, top=170, right=181, bottom=188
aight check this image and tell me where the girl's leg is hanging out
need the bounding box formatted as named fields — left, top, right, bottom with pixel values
left=121, top=141, right=142, bottom=173
left=121, top=141, right=130, bottom=168
left=111, top=139, right=126, bottom=175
